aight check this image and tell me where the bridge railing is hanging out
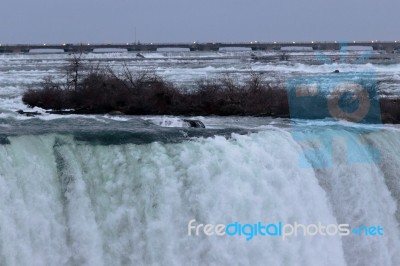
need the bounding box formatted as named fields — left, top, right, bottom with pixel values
left=0, top=41, right=399, bottom=53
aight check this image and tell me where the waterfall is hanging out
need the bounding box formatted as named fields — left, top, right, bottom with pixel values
left=0, top=128, right=398, bottom=266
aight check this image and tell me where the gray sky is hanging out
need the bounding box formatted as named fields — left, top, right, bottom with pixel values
left=1, top=0, right=399, bottom=44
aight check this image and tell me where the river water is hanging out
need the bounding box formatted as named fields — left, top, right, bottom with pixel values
left=0, top=50, right=399, bottom=266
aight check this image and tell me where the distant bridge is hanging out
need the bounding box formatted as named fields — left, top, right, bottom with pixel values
left=0, top=41, right=399, bottom=53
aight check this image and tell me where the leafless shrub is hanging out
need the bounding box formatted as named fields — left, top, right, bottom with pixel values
left=22, top=61, right=289, bottom=117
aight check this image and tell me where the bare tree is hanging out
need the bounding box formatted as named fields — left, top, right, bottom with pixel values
left=65, top=51, right=84, bottom=91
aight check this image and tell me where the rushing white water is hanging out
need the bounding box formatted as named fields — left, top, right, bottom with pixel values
left=0, top=125, right=398, bottom=266
left=0, top=50, right=399, bottom=265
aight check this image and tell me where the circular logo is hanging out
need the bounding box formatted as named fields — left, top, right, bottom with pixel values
left=327, top=82, right=371, bottom=123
